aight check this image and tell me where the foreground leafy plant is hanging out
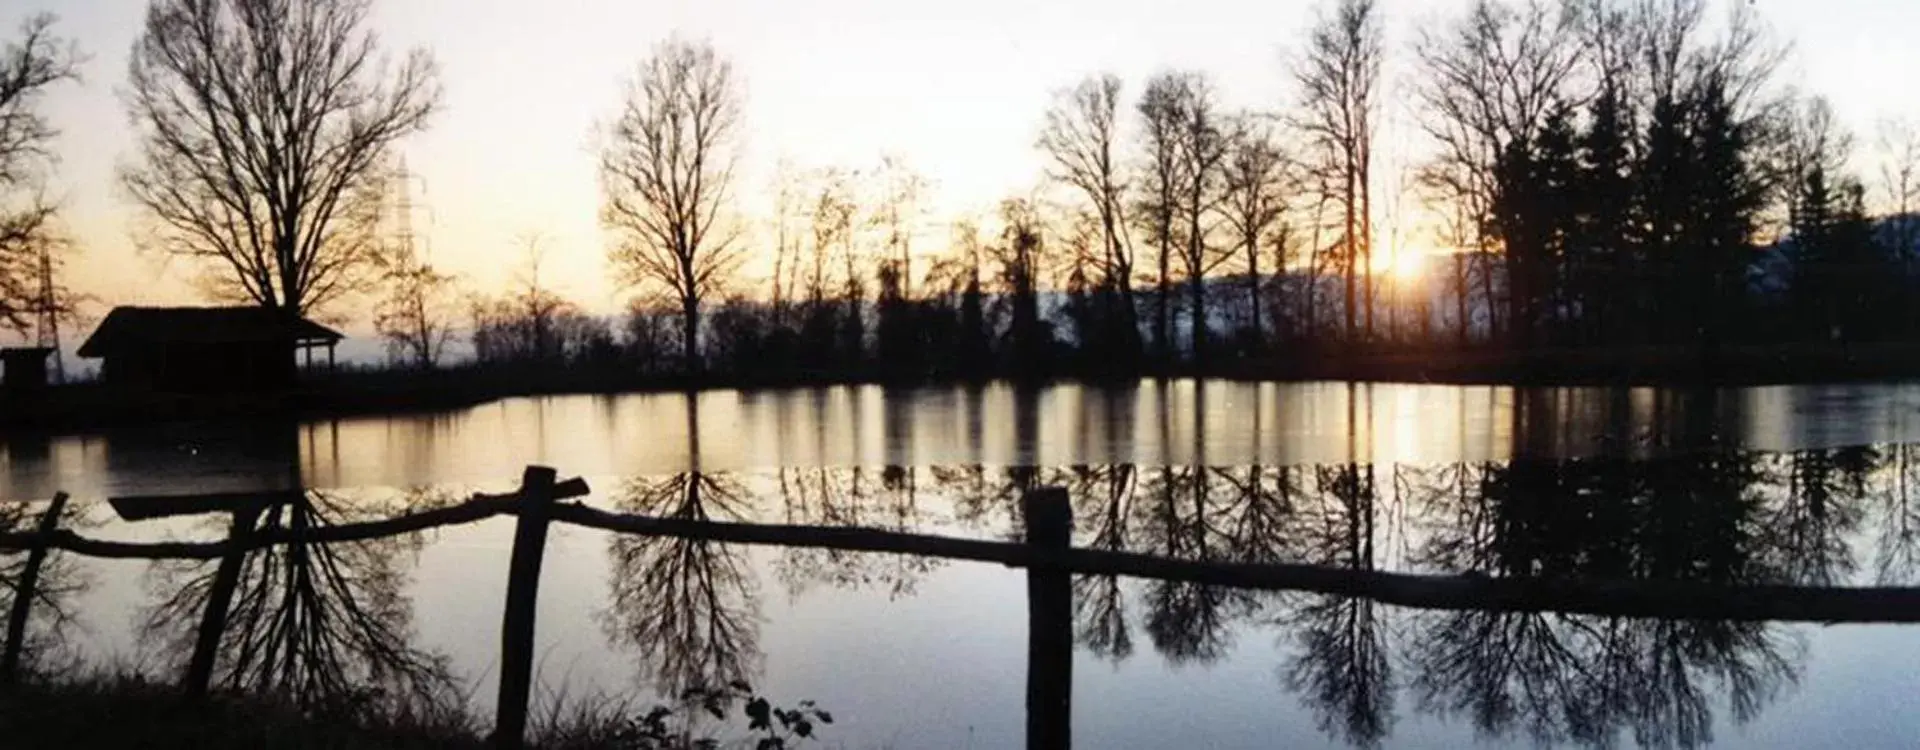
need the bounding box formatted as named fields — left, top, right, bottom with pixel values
left=590, top=681, right=832, bottom=750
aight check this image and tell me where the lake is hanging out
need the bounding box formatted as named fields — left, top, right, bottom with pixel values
left=5, top=379, right=1920, bottom=748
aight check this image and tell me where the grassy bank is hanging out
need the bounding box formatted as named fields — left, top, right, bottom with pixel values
left=0, top=675, right=481, bottom=750
left=5, top=341, right=1920, bottom=432
left=0, top=673, right=834, bottom=750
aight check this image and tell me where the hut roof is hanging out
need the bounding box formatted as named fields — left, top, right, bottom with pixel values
left=77, top=306, right=343, bottom=358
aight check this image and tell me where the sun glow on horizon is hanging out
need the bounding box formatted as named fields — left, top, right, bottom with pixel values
left=1383, top=248, right=1428, bottom=287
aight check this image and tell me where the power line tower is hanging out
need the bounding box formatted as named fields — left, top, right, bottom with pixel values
left=31, top=242, right=65, bottom=384
left=389, top=156, right=432, bottom=267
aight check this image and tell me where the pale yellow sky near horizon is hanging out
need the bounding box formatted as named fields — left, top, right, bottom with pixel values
left=8, top=0, right=1919, bottom=333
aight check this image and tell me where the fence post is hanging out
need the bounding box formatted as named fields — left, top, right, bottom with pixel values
left=2, top=492, right=68, bottom=683
left=1022, top=487, right=1072, bottom=750
left=494, top=466, right=558, bottom=750
left=184, top=503, right=264, bottom=696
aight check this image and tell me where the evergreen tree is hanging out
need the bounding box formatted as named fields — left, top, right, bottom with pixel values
left=958, top=262, right=990, bottom=377
left=1534, top=108, right=1581, bottom=343
left=1685, top=77, right=1767, bottom=360
left=1575, top=84, right=1636, bottom=346
left=874, top=259, right=919, bottom=378
left=1828, top=180, right=1885, bottom=340
left=1635, top=92, right=1696, bottom=347
left=1789, top=164, right=1839, bottom=340
left=1493, top=137, right=1542, bottom=347
left=1491, top=103, right=1579, bottom=349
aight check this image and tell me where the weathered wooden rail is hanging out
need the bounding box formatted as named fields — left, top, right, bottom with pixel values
left=7, top=465, right=1920, bottom=749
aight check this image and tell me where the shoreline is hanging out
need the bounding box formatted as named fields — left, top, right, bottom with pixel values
left=5, top=342, right=1919, bottom=434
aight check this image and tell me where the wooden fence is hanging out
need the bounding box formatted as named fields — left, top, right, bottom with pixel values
left=7, top=465, right=1920, bottom=749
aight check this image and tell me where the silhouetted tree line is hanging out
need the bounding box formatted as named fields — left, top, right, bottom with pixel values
left=12, top=0, right=1920, bottom=382
left=1433, top=0, right=1899, bottom=355
left=477, top=0, right=1920, bottom=383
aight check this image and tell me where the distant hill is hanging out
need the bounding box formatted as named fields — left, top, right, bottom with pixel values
left=1751, top=213, right=1920, bottom=298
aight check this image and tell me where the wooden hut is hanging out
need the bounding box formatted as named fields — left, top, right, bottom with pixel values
left=0, top=347, right=54, bottom=392
left=77, top=307, right=342, bottom=393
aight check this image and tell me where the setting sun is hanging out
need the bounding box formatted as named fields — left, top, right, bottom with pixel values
left=1384, top=249, right=1428, bottom=286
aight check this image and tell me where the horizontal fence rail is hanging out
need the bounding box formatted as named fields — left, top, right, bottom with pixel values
left=3, top=478, right=1919, bottom=624
left=0, top=480, right=589, bottom=560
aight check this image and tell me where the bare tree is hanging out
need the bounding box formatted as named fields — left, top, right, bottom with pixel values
left=121, top=0, right=438, bottom=315
left=871, top=154, right=927, bottom=298
left=768, top=157, right=804, bottom=325
left=510, top=233, right=568, bottom=363
left=1877, top=118, right=1920, bottom=276
left=1175, top=75, right=1233, bottom=362
left=0, top=14, right=80, bottom=336
left=468, top=233, right=586, bottom=365
left=373, top=259, right=459, bottom=370
left=1412, top=0, right=1585, bottom=342
left=838, top=168, right=871, bottom=358
left=991, top=196, right=1051, bottom=365
left=805, top=167, right=856, bottom=308
left=1040, top=73, right=1140, bottom=357
left=1782, top=96, right=1851, bottom=229
left=601, top=38, right=745, bottom=373
left=1220, top=117, right=1291, bottom=347
left=1299, top=153, right=1338, bottom=339
left=1296, top=0, right=1383, bottom=344
left=1137, top=73, right=1191, bottom=360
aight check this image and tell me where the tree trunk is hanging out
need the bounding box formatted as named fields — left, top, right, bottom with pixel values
left=1361, top=161, right=1373, bottom=343
left=1508, top=254, right=1527, bottom=350
left=1189, top=274, right=1205, bottom=365
left=682, top=295, right=700, bottom=374
left=1344, top=170, right=1357, bottom=345
left=1455, top=253, right=1469, bottom=346
left=1480, top=252, right=1500, bottom=341
left=1157, top=228, right=1172, bottom=364
left=1104, top=212, right=1140, bottom=361
left=1188, top=206, right=1207, bottom=365
left=1307, top=231, right=1323, bottom=341
left=1247, top=233, right=1262, bottom=351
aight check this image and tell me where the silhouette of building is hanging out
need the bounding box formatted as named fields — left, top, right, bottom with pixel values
left=78, top=307, right=343, bottom=393
left=0, top=346, right=54, bottom=393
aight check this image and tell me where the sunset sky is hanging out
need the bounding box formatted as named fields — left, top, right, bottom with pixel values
left=9, top=0, right=1918, bottom=331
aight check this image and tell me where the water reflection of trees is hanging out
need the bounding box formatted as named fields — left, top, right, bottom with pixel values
left=1066, top=465, right=1136, bottom=661
left=603, top=472, right=762, bottom=698
left=772, top=466, right=943, bottom=598
left=930, top=463, right=1053, bottom=534
left=1138, top=467, right=1265, bottom=665
left=1058, top=465, right=1291, bottom=668
left=1016, top=461, right=1393, bottom=743
left=1760, top=446, right=1874, bottom=586
left=593, top=445, right=1912, bottom=749
left=139, top=487, right=455, bottom=713
left=0, top=497, right=91, bottom=672
left=1402, top=453, right=1825, bottom=749
left=1022, top=447, right=1907, bottom=748
left=1875, top=444, right=1920, bottom=583
left=1277, top=463, right=1394, bottom=748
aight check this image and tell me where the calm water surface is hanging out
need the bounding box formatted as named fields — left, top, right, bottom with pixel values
left=6, top=379, right=1920, bottom=748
